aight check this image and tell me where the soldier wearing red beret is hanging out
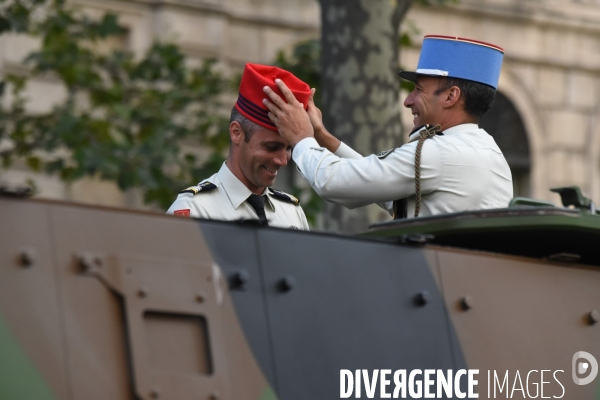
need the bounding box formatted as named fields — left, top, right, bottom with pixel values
left=167, top=63, right=310, bottom=230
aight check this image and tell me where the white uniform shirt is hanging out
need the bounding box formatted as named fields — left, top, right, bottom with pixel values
left=293, top=123, right=513, bottom=218
left=167, top=163, right=310, bottom=230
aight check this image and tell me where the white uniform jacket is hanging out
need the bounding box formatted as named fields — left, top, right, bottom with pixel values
left=167, top=163, right=310, bottom=230
left=293, top=123, right=513, bottom=217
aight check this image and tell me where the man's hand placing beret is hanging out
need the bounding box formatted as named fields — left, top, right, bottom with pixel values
left=263, top=79, right=314, bottom=148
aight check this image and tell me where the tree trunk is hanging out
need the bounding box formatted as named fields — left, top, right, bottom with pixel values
left=318, top=0, right=414, bottom=234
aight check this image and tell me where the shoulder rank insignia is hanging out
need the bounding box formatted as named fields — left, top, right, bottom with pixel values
left=376, top=148, right=396, bottom=159
left=268, top=188, right=300, bottom=205
left=179, top=181, right=217, bottom=195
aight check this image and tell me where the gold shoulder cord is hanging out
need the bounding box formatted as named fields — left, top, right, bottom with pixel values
left=414, top=124, right=441, bottom=217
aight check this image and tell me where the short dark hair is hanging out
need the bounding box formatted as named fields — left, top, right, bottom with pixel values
left=434, top=77, right=496, bottom=120
left=230, top=107, right=261, bottom=143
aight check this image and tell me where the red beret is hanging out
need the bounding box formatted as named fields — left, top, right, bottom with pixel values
left=235, top=63, right=311, bottom=131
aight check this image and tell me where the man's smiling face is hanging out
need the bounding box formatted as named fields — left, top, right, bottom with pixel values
left=238, top=127, right=291, bottom=193
left=403, top=76, right=448, bottom=127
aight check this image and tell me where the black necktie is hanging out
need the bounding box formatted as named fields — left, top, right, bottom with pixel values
left=246, top=194, right=268, bottom=225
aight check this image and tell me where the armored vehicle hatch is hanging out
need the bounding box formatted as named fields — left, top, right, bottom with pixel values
left=366, top=186, right=600, bottom=266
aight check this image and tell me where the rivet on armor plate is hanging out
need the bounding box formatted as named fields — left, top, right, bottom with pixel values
left=230, top=270, right=250, bottom=291
left=76, top=252, right=96, bottom=273
left=138, top=287, right=148, bottom=298
left=460, top=296, right=474, bottom=311
left=279, top=275, right=296, bottom=292
left=19, top=247, right=36, bottom=267
left=415, top=291, right=430, bottom=306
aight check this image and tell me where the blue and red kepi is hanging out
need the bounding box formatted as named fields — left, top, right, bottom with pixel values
left=398, top=35, right=505, bottom=89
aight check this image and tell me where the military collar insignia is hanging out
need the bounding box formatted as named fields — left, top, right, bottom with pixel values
left=376, top=148, right=396, bottom=159
left=408, top=124, right=444, bottom=143
left=268, top=188, right=300, bottom=205
left=411, top=124, right=444, bottom=136
left=179, top=181, right=217, bottom=195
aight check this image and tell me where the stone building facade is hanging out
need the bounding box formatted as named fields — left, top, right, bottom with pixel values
left=1, top=0, right=599, bottom=216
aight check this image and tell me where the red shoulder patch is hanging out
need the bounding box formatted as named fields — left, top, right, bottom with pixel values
left=174, top=209, right=191, bottom=217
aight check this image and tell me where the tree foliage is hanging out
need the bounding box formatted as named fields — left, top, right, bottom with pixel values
left=273, top=39, right=321, bottom=107
left=0, top=0, right=231, bottom=208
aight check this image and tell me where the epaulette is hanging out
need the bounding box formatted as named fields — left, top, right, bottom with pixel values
left=376, top=148, right=396, bottom=159
left=268, top=188, right=300, bottom=205
left=179, top=181, right=217, bottom=195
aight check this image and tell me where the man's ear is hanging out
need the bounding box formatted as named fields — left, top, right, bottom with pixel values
left=230, top=121, right=243, bottom=145
left=443, top=86, right=462, bottom=109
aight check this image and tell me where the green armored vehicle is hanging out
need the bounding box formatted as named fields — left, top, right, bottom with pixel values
left=1, top=187, right=599, bottom=399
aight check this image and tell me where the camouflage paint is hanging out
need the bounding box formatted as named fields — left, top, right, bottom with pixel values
left=259, top=386, right=278, bottom=400
left=0, top=314, right=55, bottom=399
left=2, top=196, right=600, bottom=399
left=0, top=197, right=272, bottom=400
left=201, top=221, right=468, bottom=398
left=432, top=247, right=600, bottom=398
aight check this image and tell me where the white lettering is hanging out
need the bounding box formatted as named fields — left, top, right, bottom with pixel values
left=437, top=369, right=453, bottom=398
left=424, top=369, right=435, bottom=398
left=468, top=370, right=479, bottom=398
left=526, top=370, right=539, bottom=398
left=541, top=370, right=551, bottom=398
left=455, top=370, right=466, bottom=399
left=553, top=370, right=565, bottom=399
left=380, top=369, right=391, bottom=398
left=341, top=368, right=549, bottom=399
left=341, top=370, right=353, bottom=398
left=393, top=370, right=407, bottom=398
left=409, top=369, right=423, bottom=398
left=511, top=370, right=525, bottom=398
left=363, top=369, right=379, bottom=399
left=494, top=371, right=508, bottom=398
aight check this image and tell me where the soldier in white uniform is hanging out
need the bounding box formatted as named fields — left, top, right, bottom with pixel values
left=262, top=35, right=513, bottom=219
left=167, top=63, right=310, bottom=230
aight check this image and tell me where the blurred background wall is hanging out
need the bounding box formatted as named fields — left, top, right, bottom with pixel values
left=1, top=0, right=599, bottom=232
